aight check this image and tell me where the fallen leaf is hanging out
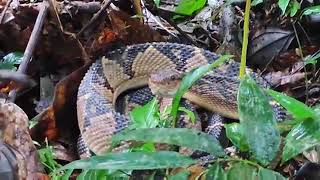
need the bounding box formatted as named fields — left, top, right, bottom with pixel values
left=108, top=9, right=164, bottom=44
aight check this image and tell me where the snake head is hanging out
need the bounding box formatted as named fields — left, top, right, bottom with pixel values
left=148, top=69, right=183, bottom=97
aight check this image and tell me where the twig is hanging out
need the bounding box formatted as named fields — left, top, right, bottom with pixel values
left=0, top=0, right=13, bottom=24
left=292, top=23, right=309, bottom=104
left=19, top=1, right=101, bottom=14
left=76, top=0, right=113, bottom=37
left=69, top=1, right=101, bottom=13
left=8, top=0, right=49, bottom=102
left=0, top=70, right=36, bottom=89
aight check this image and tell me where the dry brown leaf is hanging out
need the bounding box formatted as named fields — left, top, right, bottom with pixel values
left=30, top=105, right=57, bottom=141
left=31, top=63, right=91, bottom=145
left=107, top=9, right=164, bottom=44
left=171, top=165, right=205, bottom=180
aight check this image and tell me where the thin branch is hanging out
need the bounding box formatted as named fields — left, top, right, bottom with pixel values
left=76, top=0, right=112, bottom=37
left=8, top=0, right=49, bottom=102
left=0, top=70, right=36, bottom=89
left=0, top=0, right=13, bottom=24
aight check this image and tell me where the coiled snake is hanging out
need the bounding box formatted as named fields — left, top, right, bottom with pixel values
left=77, top=42, right=276, bottom=156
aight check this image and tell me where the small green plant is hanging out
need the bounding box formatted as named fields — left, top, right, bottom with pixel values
left=37, top=141, right=64, bottom=179
left=252, top=0, right=320, bottom=18
left=0, top=52, right=23, bottom=71
left=174, top=0, right=207, bottom=16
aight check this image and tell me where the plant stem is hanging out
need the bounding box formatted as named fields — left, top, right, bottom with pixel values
left=239, top=0, right=251, bottom=78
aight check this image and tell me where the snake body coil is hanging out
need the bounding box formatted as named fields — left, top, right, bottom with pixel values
left=77, top=42, right=269, bottom=155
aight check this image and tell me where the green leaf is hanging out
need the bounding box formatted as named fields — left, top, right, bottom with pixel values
left=175, top=0, right=207, bottom=16
left=251, top=0, right=263, bottom=6
left=225, top=123, right=249, bottom=151
left=2, top=52, right=23, bottom=64
left=238, top=76, right=280, bottom=166
left=112, top=128, right=226, bottom=157
left=0, top=62, right=17, bottom=70
left=301, top=5, right=320, bottom=16
left=59, top=151, right=196, bottom=170
left=169, top=170, right=190, bottom=180
left=80, top=169, right=130, bottom=180
left=282, top=118, right=320, bottom=163
left=276, top=119, right=299, bottom=133
left=289, top=0, right=300, bottom=17
left=131, top=142, right=156, bottom=152
left=205, top=163, right=226, bottom=180
left=153, top=0, right=160, bottom=7
left=171, top=55, right=232, bottom=125
left=61, top=169, right=73, bottom=180
left=0, top=52, right=23, bottom=70
left=178, top=107, right=196, bottom=124
left=267, top=89, right=316, bottom=121
left=278, top=0, right=291, bottom=15
left=130, top=97, right=159, bottom=129
left=304, top=50, right=320, bottom=65
left=226, top=162, right=257, bottom=180
left=38, top=146, right=61, bottom=172
left=77, top=170, right=89, bottom=180
left=258, top=168, right=287, bottom=180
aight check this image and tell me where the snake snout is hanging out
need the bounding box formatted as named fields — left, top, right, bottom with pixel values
left=148, top=69, right=182, bottom=97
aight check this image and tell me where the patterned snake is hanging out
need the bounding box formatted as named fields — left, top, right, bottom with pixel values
left=77, top=42, right=278, bottom=156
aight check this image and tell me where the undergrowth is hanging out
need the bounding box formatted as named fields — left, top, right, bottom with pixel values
left=33, top=0, right=320, bottom=179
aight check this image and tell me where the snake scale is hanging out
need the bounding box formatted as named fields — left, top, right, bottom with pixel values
left=77, top=42, right=277, bottom=156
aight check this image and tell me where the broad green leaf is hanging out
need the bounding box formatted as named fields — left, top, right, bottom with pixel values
left=251, top=0, right=263, bottom=6
left=304, top=50, right=320, bottom=65
left=225, top=123, right=249, bottom=151
left=258, top=168, right=287, bottom=180
left=282, top=118, right=320, bottom=163
left=0, top=52, right=23, bottom=70
left=112, top=128, right=226, bottom=157
left=238, top=76, right=280, bottom=166
left=2, top=52, right=23, bottom=64
left=85, top=170, right=96, bottom=180
left=171, top=55, right=232, bottom=125
left=0, top=62, right=16, bottom=70
left=289, top=0, right=300, bottom=17
left=130, top=97, right=159, bottom=129
left=169, top=170, right=190, bottom=180
left=205, top=163, right=226, bottom=180
left=77, top=169, right=129, bottom=180
left=226, top=162, right=257, bottom=180
left=175, top=0, right=207, bottom=16
left=278, top=0, right=290, bottom=15
left=267, top=89, right=316, bottom=121
left=153, top=0, right=160, bottom=7
left=60, top=151, right=196, bottom=170
left=302, top=5, right=320, bottom=16
left=96, top=170, right=109, bottom=179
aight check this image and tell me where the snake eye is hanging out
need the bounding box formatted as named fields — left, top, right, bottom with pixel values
left=170, top=76, right=176, bottom=81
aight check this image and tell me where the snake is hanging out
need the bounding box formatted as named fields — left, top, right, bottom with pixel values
left=77, top=42, right=281, bottom=156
